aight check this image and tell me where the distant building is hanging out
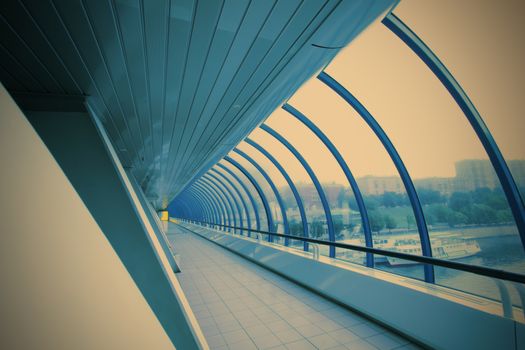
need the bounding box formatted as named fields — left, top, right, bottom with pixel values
left=353, top=159, right=525, bottom=196
left=507, top=160, right=525, bottom=189
left=413, top=177, right=455, bottom=195
left=280, top=160, right=525, bottom=203
left=356, top=176, right=404, bottom=196
left=454, top=159, right=498, bottom=191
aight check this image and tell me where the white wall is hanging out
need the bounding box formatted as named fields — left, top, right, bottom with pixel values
left=0, top=85, right=175, bottom=350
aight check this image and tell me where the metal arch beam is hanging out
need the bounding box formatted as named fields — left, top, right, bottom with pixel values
left=205, top=172, right=244, bottom=235
left=189, top=186, right=221, bottom=229
left=180, top=195, right=201, bottom=222
left=179, top=192, right=208, bottom=223
left=191, top=190, right=215, bottom=225
left=216, top=162, right=261, bottom=234
left=210, top=168, right=252, bottom=234
left=318, top=71, right=435, bottom=283
left=197, top=179, right=235, bottom=232
left=233, top=148, right=290, bottom=242
left=181, top=190, right=209, bottom=224
left=260, top=124, right=336, bottom=257
left=173, top=197, right=192, bottom=220
left=194, top=182, right=230, bottom=231
left=224, top=156, right=275, bottom=242
left=191, top=185, right=222, bottom=229
left=180, top=191, right=205, bottom=223
left=200, top=176, right=237, bottom=233
left=283, top=103, right=374, bottom=267
left=193, top=183, right=227, bottom=229
left=383, top=13, right=525, bottom=250
left=244, top=138, right=309, bottom=250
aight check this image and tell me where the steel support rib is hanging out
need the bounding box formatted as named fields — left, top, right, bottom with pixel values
left=192, top=180, right=227, bottom=231
left=233, top=147, right=290, bottom=242
left=179, top=192, right=208, bottom=223
left=189, top=186, right=222, bottom=230
left=183, top=189, right=211, bottom=225
left=205, top=172, right=244, bottom=235
left=283, top=103, right=374, bottom=266
left=201, top=176, right=238, bottom=233
left=318, top=71, right=434, bottom=282
left=245, top=137, right=309, bottom=250
left=260, top=124, right=336, bottom=257
left=187, top=190, right=213, bottom=224
left=224, top=156, right=275, bottom=241
left=383, top=13, right=525, bottom=251
left=216, top=163, right=261, bottom=235
left=210, top=168, right=252, bottom=235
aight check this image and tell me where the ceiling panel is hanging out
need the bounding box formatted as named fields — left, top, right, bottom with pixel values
left=0, top=0, right=396, bottom=208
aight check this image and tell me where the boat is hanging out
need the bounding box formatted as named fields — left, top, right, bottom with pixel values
left=340, top=235, right=481, bottom=266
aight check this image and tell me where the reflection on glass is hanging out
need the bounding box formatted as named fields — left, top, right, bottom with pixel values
left=395, top=1, right=525, bottom=206
left=236, top=142, right=294, bottom=245
left=323, top=15, right=525, bottom=296
left=219, top=159, right=269, bottom=231
left=212, top=165, right=258, bottom=233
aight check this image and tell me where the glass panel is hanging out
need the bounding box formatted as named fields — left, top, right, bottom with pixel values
left=206, top=172, right=246, bottom=234
left=265, top=109, right=360, bottom=259
left=219, top=159, right=269, bottom=232
left=196, top=181, right=228, bottom=229
left=324, top=18, right=524, bottom=299
left=212, top=165, right=257, bottom=233
left=288, top=77, right=422, bottom=278
left=228, top=151, right=282, bottom=239
left=249, top=127, right=322, bottom=252
left=395, top=1, right=525, bottom=204
left=237, top=140, right=294, bottom=246
left=203, top=177, right=237, bottom=232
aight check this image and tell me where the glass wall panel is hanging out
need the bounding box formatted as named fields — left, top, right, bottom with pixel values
left=249, top=128, right=321, bottom=251
left=202, top=176, right=238, bottom=232
left=395, top=1, right=525, bottom=205
left=265, top=109, right=361, bottom=258
left=212, top=165, right=257, bottom=233
left=324, top=18, right=524, bottom=300
left=219, top=159, right=269, bottom=232
left=205, top=171, right=246, bottom=233
left=236, top=141, right=293, bottom=245
left=195, top=181, right=229, bottom=229
left=228, top=152, right=282, bottom=238
left=288, top=78, right=421, bottom=277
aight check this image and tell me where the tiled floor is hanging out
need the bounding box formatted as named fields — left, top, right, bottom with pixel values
left=167, top=224, right=422, bottom=350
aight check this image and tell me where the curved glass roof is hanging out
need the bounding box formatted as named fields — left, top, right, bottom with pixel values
left=171, top=1, right=525, bottom=306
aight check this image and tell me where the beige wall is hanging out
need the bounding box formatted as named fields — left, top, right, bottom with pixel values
left=0, top=84, right=175, bottom=349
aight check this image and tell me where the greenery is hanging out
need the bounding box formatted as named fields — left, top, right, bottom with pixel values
left=283, top=186, right=514, bottom=236
left=346, top=187, right=513, bottom=231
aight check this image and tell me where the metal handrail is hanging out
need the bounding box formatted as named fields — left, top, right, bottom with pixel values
left=180, top=219, right=525, bottom=284
left=310, top=243, right=320, bottom=260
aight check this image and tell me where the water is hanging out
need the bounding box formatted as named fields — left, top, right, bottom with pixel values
left=377, top=226, right=525, bottom=305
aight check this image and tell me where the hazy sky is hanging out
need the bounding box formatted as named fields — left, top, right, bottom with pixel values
left=233, top=0, right=525, bottom=186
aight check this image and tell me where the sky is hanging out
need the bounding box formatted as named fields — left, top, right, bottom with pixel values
left=232, top=0, right=525, bottom=186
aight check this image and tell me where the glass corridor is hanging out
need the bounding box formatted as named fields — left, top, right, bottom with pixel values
left=170, top=5, right=525, bottom=311
left=169, top=223, right=419, bottom=350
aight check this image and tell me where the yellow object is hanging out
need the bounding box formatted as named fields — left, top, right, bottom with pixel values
left=169, top=218, right=179, bottom=224
left=160, top=211, right=169, bottom=221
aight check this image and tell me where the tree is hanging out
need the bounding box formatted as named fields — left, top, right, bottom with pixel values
left=369, top=210, right=385, bottom=233
left=448, top=192, right=472, bottom=213
left=381, top=192, right=407, bottom=207
left=337, top=189, right=346, bottom=208
left=470, top=204, right=497, bottom=224
left=417, top=188, right=445, bottom=205
left=447, top=211, right=468, bottom=227
left=310, top=220, right=325, bottom=238
left=406, top=215, right=415, bottom=229
left=384, top=215, right=397, bottom=232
